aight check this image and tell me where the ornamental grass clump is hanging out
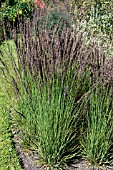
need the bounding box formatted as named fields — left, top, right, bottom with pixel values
left=17, top=72, right=82, bottom=169
left=10, top=11, right=90, bottom=167
left=0, top=17, right=87, bottom=169
left=81, top=85, right=113, bottom=166
left=1, top=8, right=113, bottom=169
left=11, top=9, right=92, bottom=99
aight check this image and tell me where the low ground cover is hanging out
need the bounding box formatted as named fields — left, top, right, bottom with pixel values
left=0, top=108, right=22, bottom=170
left=0, top=42, right=22, bottom=169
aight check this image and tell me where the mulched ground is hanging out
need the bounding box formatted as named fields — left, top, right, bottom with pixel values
left=11, top=129, right=113, bottom=170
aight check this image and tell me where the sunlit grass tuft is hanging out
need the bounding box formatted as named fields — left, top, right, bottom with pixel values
left=81, top=86, right=113, bottom=166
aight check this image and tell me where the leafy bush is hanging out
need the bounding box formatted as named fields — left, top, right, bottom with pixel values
left=38, top=9, right=71, bottom=35
left=70, top=0, right=113, bottom=42
left=70, top=0, right=113, bottom=11
left=86, top=4, right=113, bottom=37
left=1, top=0, right=34, bottom=22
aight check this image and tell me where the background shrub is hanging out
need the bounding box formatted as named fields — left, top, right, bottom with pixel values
left=38, top=9, right=71, bottom=35
left=1, top=0, right=34, bottom=22
left=70, top=0, right=113, bottom=42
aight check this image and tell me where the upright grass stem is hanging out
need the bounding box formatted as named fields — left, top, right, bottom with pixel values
left=17, top=75, right=82, bottom=168
left=81, top=86, right=113, bottom=166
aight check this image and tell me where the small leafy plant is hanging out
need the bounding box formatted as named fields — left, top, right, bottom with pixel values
left=1, top=0, right=34, bottom=22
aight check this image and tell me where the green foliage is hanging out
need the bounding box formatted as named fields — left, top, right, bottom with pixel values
left=71, top=0, right=113, bottom=43
left=81, top=86, right=113, bottom=165
left=0, top=42, right=21, bottom=169
left=1, top=0, right=34, bottom=21
left=72, top=0, right=113, bottom=9
left=39, top=9, right=71, bottom=34
left=16, top=70, right=81, bottom=168
left=0, top=12, right=4, bottom=43
left=0, top=5, right=113, bottom=168
left=86, top=3, right=113, bottom=37
left=0, top=109, right=22, bottom=170
left=71, top=0, right=113, bottom=56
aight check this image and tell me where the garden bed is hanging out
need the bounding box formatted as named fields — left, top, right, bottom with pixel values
left=0, top=1, right=113, bottom=170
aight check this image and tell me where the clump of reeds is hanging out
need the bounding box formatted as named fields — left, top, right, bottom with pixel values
left=81, top=85, right=113, bottom=166
left=0, top=8, right=113, bottom=169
